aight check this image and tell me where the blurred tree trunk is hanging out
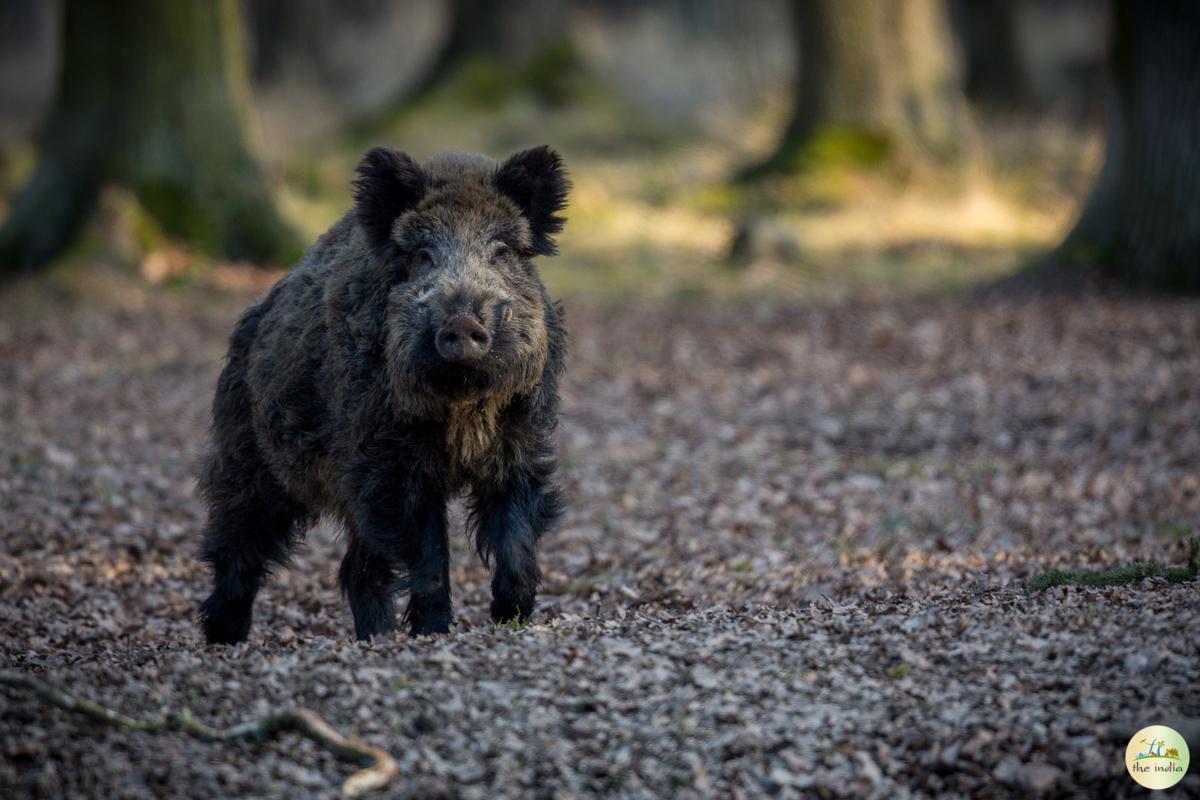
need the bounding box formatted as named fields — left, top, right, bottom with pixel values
left=401, top=0, right=571, bottom=103
left=0, top=0, right=299, bottom=273
left=1061, top=0, right=1200, bottom=291
left=408, top=0, right=507, bottom=99
left=957, top=0, right=1033, bottom=110
left=745, top=0, right=973, bottom=177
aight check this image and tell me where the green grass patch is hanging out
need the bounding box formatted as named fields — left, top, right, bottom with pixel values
left=1027, top=538, right=1199, bottom=591
left=497, top=614, right=532, bottom=632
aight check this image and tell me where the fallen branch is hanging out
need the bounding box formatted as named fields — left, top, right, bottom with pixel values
left=0, top=671, right=398, bottom=797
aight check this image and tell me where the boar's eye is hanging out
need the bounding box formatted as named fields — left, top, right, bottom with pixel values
left=411, top=248, right=435, bottom=273
left=489, top=243, right=513, bottom=266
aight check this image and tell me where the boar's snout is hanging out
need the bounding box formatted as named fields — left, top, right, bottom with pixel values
left=435, top=314, right=492, bottom=363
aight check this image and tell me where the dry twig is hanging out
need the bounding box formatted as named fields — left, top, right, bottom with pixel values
left=0, top=671, right=398, bottom=797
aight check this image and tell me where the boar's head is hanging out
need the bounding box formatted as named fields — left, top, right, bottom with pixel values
left=352, top=146, right=568, bottom=411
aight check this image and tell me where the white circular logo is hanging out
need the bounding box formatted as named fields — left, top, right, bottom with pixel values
left=1126, top=724, right=1190, bottom=790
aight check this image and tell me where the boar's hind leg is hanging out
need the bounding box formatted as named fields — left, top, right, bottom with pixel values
left=339, top=536, right=400, bottom=640
left=196, top=489, right=309, bottom=642
left=197, top=355, right=312, bottom=649
left=198, top=474, right=310, bottom=645
left=470, top=474, right=565, bottom=624
left=198, top=315, right=315, bottom=644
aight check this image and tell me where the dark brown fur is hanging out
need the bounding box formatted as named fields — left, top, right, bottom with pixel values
left=197, top=147, right=569, bottom=642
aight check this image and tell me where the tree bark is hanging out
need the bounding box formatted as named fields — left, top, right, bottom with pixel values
left=746, top=0, right=974, bottom=177
left=408, top=0, right=508, bottom=100
left=1060, top=0, right=1200, bottom=292
left=957, top=0, right=1033, bottom=110
left=399, top=0, right=572, bottom=104
left=0, top=0, right=299, bottom=273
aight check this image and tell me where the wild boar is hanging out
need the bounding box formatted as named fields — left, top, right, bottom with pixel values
left=197, top=146, right=568, bottom=642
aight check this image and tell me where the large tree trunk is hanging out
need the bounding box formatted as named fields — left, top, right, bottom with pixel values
left=956, top=0, right=1033, bottom=111
left=0, top=0, right=299, bottom=273
left=1061, top=0, right=1200, bottom=292
left=747, top=0, right=974, bottom=177
left=402, top=0, right=508, bottom=101
left=401, top=0, right=572, bottom=104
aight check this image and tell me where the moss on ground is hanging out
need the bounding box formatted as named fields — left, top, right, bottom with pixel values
left=1027, top=538, right=1199, bottom=591
left=789, top=126, right=893, bottom=170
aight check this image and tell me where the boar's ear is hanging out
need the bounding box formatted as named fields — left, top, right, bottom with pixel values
left=494, top=145, right=569, bottom=256
left=354, top=147, right=427, bottom=255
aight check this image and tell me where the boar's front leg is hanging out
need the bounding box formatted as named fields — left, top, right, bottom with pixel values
left=348, top=464, right=453, bottom=638
left=470, top=471, right=564, bottom=624
left=339, top=536, right=399, bottom=640
left=399, top=501, right=453, bottom=637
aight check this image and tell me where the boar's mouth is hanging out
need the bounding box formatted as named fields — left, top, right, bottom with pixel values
left=385, top=317, right=527, bottom=414
left=423, top=358, right=501, bottom=400
left=399, top=328, right=513, bottom=403
left=385, top=305, right=544, bottom=415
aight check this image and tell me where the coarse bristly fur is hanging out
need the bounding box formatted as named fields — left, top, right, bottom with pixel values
left=196, top=146, right=570, bottom=643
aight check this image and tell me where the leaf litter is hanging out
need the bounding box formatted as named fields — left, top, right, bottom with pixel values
left=1, top=277, right=1198, bottom=798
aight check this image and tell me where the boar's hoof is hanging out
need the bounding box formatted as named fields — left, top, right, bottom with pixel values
left=199, top=595, right=253, bottom=645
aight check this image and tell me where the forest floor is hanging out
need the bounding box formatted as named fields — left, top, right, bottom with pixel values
left=1, top=268, right=1198, bottom=799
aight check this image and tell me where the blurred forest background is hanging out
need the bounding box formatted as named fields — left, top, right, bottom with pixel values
left=2, top=0, right=1181, bottom=297
left=3, top=3, right=1200, bottom=797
